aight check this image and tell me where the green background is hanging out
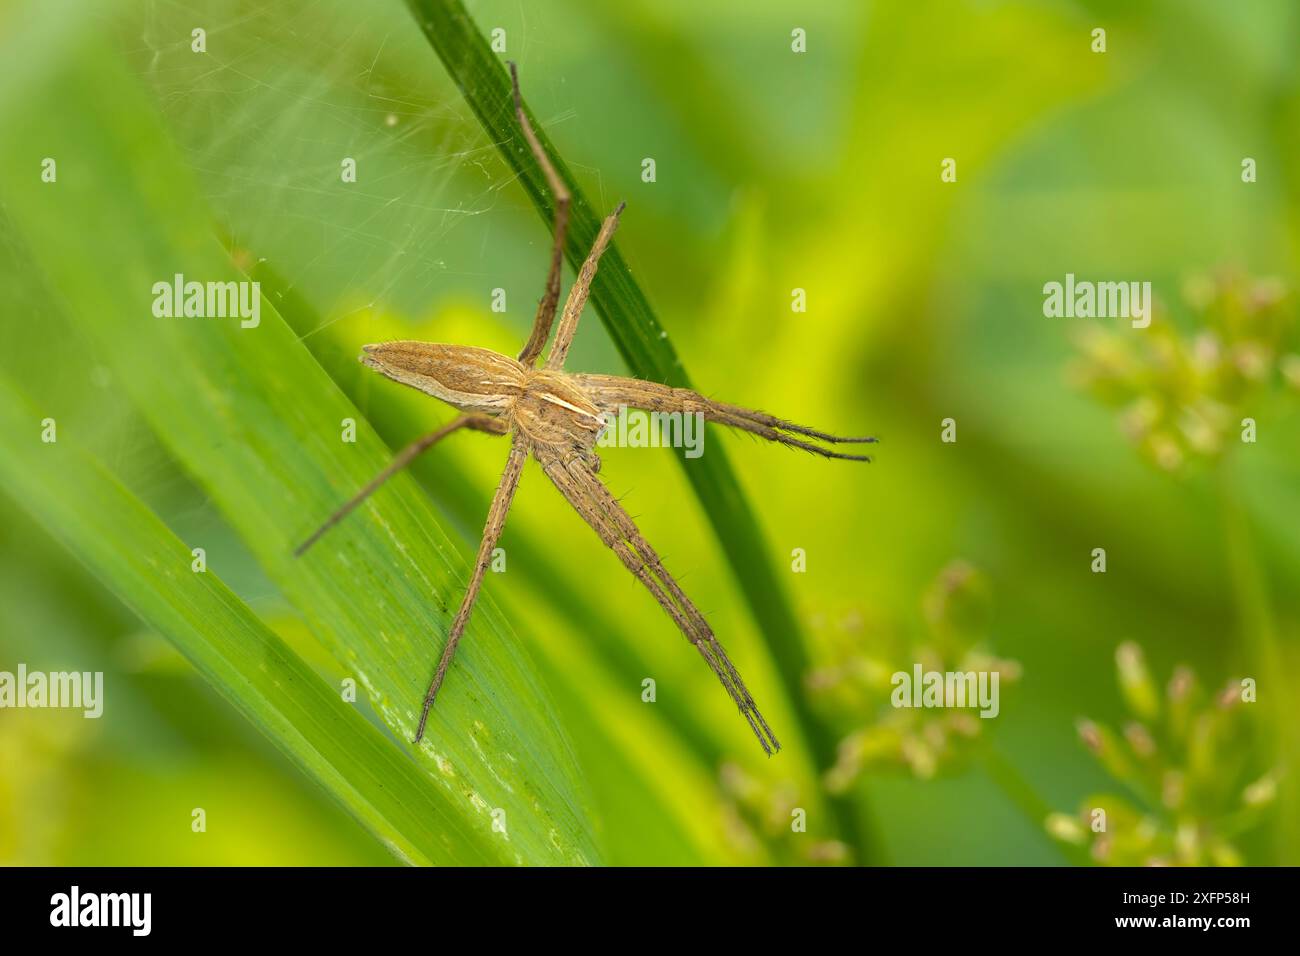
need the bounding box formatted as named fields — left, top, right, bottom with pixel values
left=0, top=0, right=1296, bottom=866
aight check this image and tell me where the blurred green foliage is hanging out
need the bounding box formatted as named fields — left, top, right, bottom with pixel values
left=1, top=0, right=1297, bottom=865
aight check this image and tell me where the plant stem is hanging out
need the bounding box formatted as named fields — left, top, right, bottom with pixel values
left=982, top=748, right=1092, bottom=867
left=1216, top=464, right=1296, bottom=862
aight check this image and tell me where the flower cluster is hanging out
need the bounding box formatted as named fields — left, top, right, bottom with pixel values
left=717, top=761, right=851, bottom=865
left=806, top=561, right=1020, bottom=788
left=1046, top=642, right=1276, bottom=866
left=1068, top=272, right=1298, bottom=472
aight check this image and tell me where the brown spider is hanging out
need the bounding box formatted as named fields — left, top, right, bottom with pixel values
left=297, top=63, right=875, bottom=756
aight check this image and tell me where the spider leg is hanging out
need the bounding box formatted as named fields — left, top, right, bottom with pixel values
left=295, top=413, right=507, bottom=556
left=544, top=202, right=625, bottom=371
left=533, top=443, right=780, bottom=755
left=509, top=62, right=572, bottom=367
left=572, top=374, right=876, bottom=461
left=415, top=435, right=530, bottom=743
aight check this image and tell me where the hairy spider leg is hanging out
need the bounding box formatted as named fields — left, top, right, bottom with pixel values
left=415, top=436, right=530, bottom=743
left=295, top=413, right=506, bottom=556
left=534, top=443, right=780, bottom=755
left=573, top=375, right=878, bottom=461
left=510, top=60, right=572, bottom=368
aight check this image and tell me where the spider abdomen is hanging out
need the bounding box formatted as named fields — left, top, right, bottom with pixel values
left=360, top=342, right=525, bottom=413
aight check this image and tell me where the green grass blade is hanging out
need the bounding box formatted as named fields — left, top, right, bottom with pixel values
left=0, top=379, right=503, bottom=866
left=0, top=4, right=598, bottom=866
left=403, top=0, right=878, bottom=855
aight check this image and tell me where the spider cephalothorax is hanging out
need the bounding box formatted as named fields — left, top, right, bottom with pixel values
left=298, top=63, right=875, bottom=756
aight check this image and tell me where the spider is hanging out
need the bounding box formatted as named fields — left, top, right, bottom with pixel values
left=297, top=63, right=875, bottom=756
